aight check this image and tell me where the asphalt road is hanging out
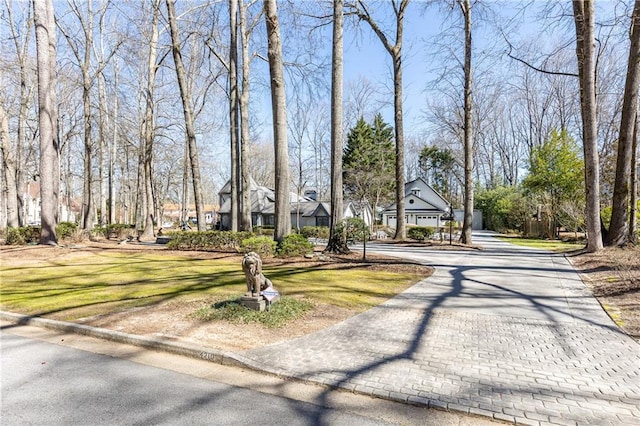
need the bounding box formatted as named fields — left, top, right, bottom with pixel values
left=1, top=326, right=493, bottom=426
left=1, top=331, right=395, bottom=426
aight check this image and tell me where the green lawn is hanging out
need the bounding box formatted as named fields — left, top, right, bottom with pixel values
left=497, top=236, right=584, bottom=252
left=0, top=250, right=427, bottom=320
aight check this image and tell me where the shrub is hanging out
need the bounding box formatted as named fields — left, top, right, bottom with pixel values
left=240, top=236, right=277, bottom=257
left=277, top=233, right=313, bottom=257
left=301, top=226, right=329, bottom=240
left=340, top=217, right=370, bottom=244
left=6, top=228, right=26, bottom=245
left=5, top=226, right=40, bottom=245
left=167, top=230, right=253, bottom=251
left=56, top=222, right=78, bottom=240
left=253, top=226, right=275, bottom=236
left=104, top=224, right=136, bottom=240
left=407, top=226, right=434, bottom=242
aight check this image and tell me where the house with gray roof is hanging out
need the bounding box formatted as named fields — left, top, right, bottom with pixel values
left=218, top=178, right=372, bottom=230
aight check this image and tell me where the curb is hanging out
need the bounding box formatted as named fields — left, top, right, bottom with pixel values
left=0, top=311, right=266, bottom=373
left=0, top=310, right=510, bottom=425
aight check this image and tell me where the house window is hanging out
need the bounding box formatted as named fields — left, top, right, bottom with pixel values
left=264, top=215, right=275, bottom=226
left=316, top=216, right=329, bottom=227
left=409, top=199, right=414, bottom=204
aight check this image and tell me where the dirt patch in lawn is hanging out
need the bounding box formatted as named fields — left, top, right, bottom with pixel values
left=1, top=240, right=432, bottom=352
left=568, top=246, right=640, bottom=340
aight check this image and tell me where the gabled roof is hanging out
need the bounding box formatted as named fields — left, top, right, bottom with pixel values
left=382, top=177, right=450, bottom=213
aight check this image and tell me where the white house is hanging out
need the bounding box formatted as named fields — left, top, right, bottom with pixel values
left=381, top=177, right=452, bottom=229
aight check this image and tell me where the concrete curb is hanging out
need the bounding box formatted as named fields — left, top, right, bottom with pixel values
left=1, top=311, right=476, bottom=421
left=0, top=311, right=266, bottom=373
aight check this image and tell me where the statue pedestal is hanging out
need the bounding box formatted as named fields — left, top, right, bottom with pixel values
left=241, top=295, right=266, bottom=312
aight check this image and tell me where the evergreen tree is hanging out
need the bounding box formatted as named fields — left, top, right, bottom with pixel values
left=343, top=114, right=395, bottom=223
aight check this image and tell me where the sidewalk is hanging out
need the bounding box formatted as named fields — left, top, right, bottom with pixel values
left=241, top=231, right=640, bottom=425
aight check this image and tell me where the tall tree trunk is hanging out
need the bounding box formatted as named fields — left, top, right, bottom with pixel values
left=264, top=0, right=291, bottom=243
left=109, top=61, right=119, bottom=225
left=238, top=0, right=252, bottom=232
left=33, top=0, right=58, bottom=245
left=229, top=0, right=240, bottom=232
left=459, top=0, right=474, bottom=244
left=81, top=78, right=93, bottom=230
left=326, top=2, right=348, bottom=253
left=572, top=0, right=603, bottom=252
left=139, top=0, right=160, bottom=241
left=6, top=1, right=32, bottom=227
left=392, top=11, right=406, bottom=241
left=353, top=0, right=409, bottom=241
left=607, top=0, right=640, bottom=246
left=98, top=71, right=108, bottom=226
left=0, top=105, right=19, bottom=227
left=166, top=0, right=206, bottom=231
left=181, top=139, right=189, bottom=226
left=629, top=112, right=638, bottom=243
left=79, top=0, right=94, bottom=230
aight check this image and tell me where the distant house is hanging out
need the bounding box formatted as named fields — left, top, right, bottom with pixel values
left=161, top=203, right=218, bottom=228
left=217, top=178, right=373, bottom=230
left=381, top=177, right=452, bottom=229
left=23, top=181, right=81, bottom=225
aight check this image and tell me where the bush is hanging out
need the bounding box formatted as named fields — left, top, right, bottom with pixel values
left=407, top=226, right=434, bottom=242
left=56, top=222, right=78, bottom=240
left=5, top=226, right=40, bottom=245
left=240, top=236, right=277, bottom=257
left=301, top=226, right=330, bottom=240
left=104, top=224, right=136, bottom=240
left=167, top=230, right=253, bottom=251
left=5, top=228, right=26, bottom=245
left=253, top=226, right=275, bottom=236
left=277, top=233, right=313, bottom=257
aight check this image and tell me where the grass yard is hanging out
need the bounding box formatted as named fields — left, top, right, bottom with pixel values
left=0, top=246, right=429, bottom=322
left=496, top=235, right=584, bottom=252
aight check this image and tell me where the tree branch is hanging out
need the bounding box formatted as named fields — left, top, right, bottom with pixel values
left=503, top=31, right=578, bottom=78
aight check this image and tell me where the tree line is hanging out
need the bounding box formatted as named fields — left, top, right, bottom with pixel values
left=0, top=0, right=639, bottom=252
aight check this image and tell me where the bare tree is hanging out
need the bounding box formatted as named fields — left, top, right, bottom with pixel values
left=351, top=0, right=409, bottom=240
left=238, top=0, right=260, bottom=232
left=0, top=105, right=19, bottom=227
left=4, top=0, right=34, bottom=226
left=607, top=0, right=640, bottom=246
left=58, top=0, right=119, bottom=230
left=33, top=0, right=59, bottom=245
left=572, top=0, right=603, bottom=252
left=325, top=0, right=348, bottom=253
left=229, top=0, right=240, bottom=232
left=166, top=0, right=206, bottom=231
left=138, top=0, right=161, bottom=241
left=459, top=0, right=473, bottom=244
left=629, top=111, right=638, bottom=243
left=264, top=0, right=291, bottom=243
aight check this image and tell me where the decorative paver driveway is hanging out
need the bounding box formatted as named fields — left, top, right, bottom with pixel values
left=241, top=232, right=640, bottom=425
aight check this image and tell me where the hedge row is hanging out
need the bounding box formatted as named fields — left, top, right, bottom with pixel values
left=166, top=231, right=253, bottom=252
left=4, top=222, right=82, bottom=245
left=300, top=226, right=329, bottom=239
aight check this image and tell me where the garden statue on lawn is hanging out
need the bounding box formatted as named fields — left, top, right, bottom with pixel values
left=241, top=251, right=279, bottom=311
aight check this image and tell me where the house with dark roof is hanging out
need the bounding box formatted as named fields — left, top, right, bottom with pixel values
left=217, top=178, right=372, bottom=230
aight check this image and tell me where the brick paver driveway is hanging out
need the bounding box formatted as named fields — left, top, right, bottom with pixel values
left=241, top=231, right=640, bottom=425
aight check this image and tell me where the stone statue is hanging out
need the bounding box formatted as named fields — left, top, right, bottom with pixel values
left=242, top=251, right=273, bottom=297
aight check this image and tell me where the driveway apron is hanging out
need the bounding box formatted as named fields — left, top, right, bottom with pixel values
left=242, top=231, right=640, bottom=425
